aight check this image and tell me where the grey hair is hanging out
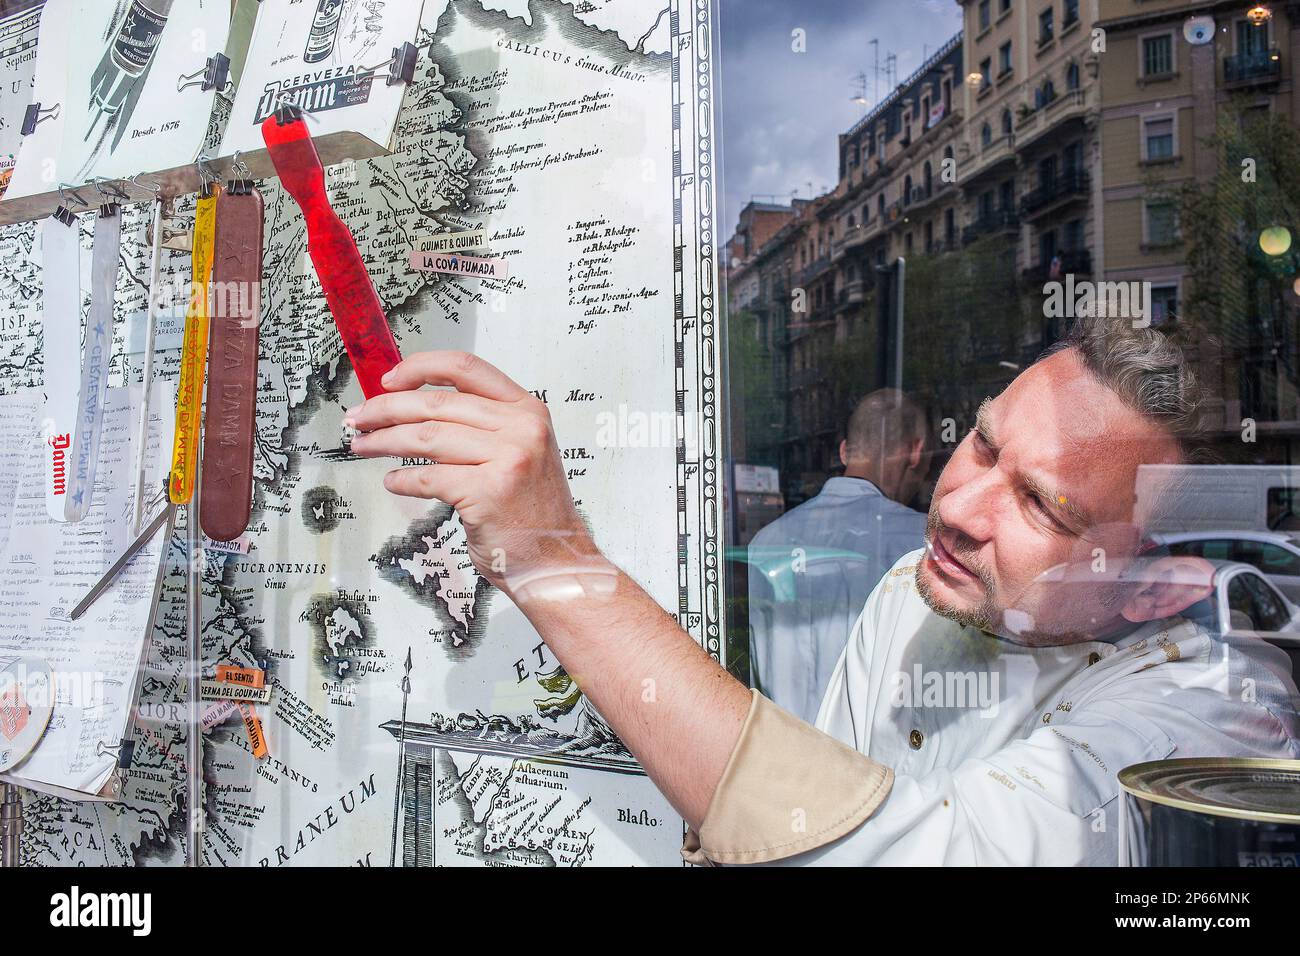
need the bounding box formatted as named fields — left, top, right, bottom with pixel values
left=1039, top=320, right=1205, bottom=460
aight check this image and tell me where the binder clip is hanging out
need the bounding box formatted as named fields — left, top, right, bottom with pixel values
left=93, top=738, right=134, bottom=769
left=116, top=739, right=135, bottom=769
left=196, top=154, right=219, bottom=199
left=177, top=52, right=232, bottom=94
left=274, top=101, right=305, bottom=126
left=20, top=101, right=59, bottom=136
left=89, top=176, right=131, bottom=205
left=52, top=183, right=88, bottom=227
left=226, top=151, right=254, bottom=195
left=361, top=41, right=421, bottom=86
left=56, top=182, right=89, bottom=209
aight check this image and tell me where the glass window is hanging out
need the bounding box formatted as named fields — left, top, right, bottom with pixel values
left=1259, top=544, right=1300, bottom=576
left=979, top=0, right=991, bottom=31
left=1144, top=116, right=1174, bottom=159
left=1150, top=284, right=1178, bottom=324
left=1143, top=34, right=1173, bottom=76
left=1238, top=18, right=1269, bottom=56
left=1146, top=201, right=1177, bottom=244
left=1269, top=489, right=1300, bottom=530
left=1243, top=575, right=1292, bottom=631
left=1228, top=577, right=1257, bottom=629
left=717, top=0, right=1300, bottom=870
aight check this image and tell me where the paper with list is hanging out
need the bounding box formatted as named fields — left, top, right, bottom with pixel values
left=0, top=384, right=173, bottom=799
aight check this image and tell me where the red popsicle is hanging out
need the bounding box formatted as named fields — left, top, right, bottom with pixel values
left=261, top=110, right=402, bottom=398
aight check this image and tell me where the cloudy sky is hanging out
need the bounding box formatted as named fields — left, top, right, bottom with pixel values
left=718, top=0, right=963, bottom=236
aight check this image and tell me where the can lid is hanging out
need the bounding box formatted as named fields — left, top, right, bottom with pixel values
left=1119, top=758, right=1300, bottom=825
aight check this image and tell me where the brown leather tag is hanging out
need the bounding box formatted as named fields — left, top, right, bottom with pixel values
left=200, top=187, right=264, bottom=543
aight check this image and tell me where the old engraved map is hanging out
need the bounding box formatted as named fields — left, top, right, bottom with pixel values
left=0, top=0, right=719, bottom=866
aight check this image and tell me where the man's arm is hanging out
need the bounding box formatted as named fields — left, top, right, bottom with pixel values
left=346, top=351, right=750, bottom=829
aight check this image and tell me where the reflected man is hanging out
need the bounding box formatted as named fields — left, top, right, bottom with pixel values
left=748, top=389, right=928, bottom=723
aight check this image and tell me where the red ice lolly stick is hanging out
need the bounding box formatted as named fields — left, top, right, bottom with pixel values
left=261, top=111, right=402, bottom=398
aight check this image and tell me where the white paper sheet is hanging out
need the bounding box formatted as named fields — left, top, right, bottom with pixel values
left=7, top=0, right=231, bottom=197
left=0, top=1, right=44, bottom=200
left=0, top=383, right=173, bottom=798
left=219, top=0, right=426, bottom=155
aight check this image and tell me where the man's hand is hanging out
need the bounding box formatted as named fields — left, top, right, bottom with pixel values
left=345, top=351, right=601, bottom=595
left=346, top=350, right=751, bottom=831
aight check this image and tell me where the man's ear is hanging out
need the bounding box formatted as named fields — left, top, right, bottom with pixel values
left=1120, top=555, right=1215, bottom=624
left=907, top=436, right=925, bottom=471
left=839, top=440, right=850, bottom=468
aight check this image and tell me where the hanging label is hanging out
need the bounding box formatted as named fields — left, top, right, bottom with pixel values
left=407, top=251, right=510, bottom=279
left=65, top=205, right=122, bottom=522
left=239, top=703, right=268, bottom=759
left=199, top=700, right=239, bottom=731
left=40, top=213, right=83, bottom=522
left=199, top=186, right=263, bottom=543
left=170, top=187, right=220, bottom=504
left=199, top=680, right=271, bottom=704
left=413, top=228, right=487, bottom=254
left=215, top=664, right=264, bottom=688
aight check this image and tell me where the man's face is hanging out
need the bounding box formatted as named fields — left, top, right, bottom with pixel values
left=916, top=348, right=1183, bottom=645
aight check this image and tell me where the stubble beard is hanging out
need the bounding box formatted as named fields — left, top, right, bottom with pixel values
left=916, top=506, right=1001, bottom=633
left=916, top=504, right=1126, bottom=645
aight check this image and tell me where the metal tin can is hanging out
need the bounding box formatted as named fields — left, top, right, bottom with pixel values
left=1120, top=758, right=1300, bottom=866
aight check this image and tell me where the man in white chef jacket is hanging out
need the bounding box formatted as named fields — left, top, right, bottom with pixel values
left=346, top=320, right=1300, bottom=866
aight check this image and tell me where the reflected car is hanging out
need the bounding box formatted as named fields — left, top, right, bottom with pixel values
left=1028, top=556, right=1299, bottom=683
left=728, top=544, right=882, bottom=603
left=1147, top=531, right=1300, bottom=603
left=1178, top=563, right=1300, bottom=683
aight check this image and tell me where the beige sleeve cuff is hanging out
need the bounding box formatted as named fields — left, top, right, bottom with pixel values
left=681, top=689, right=893, bottom=866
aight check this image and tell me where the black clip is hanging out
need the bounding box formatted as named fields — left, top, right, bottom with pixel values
left=98, top=202, right=121, bottom=218
left=361, top=42, right=420, bottom=87
left=195, top=155, right=219, bottom=199
left=275, top=101, right=304, bottom=125
left=387, top=42, right=420, bottom=86
left=21, top=101, right=59, bottom=136
left=178, top=52, right=232, bottom=94
left=52, top=205, right=77, bottom=227
left=226, top=152, right=253, bottom=195
left=116, top=739, right=135, bottom=769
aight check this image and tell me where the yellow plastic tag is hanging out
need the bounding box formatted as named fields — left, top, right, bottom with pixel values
left=169, top=186, right=220, bottom=504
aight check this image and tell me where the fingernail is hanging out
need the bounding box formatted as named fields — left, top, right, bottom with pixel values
left=346, top=403, right=363, bottom=417
left=382, top=369, right=395, bottom=384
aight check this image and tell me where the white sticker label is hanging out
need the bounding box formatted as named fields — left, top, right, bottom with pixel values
left=408, top=251, right=510, bottom=279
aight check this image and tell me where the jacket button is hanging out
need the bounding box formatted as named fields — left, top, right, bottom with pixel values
left=909, top=729, right=924, bottom=749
